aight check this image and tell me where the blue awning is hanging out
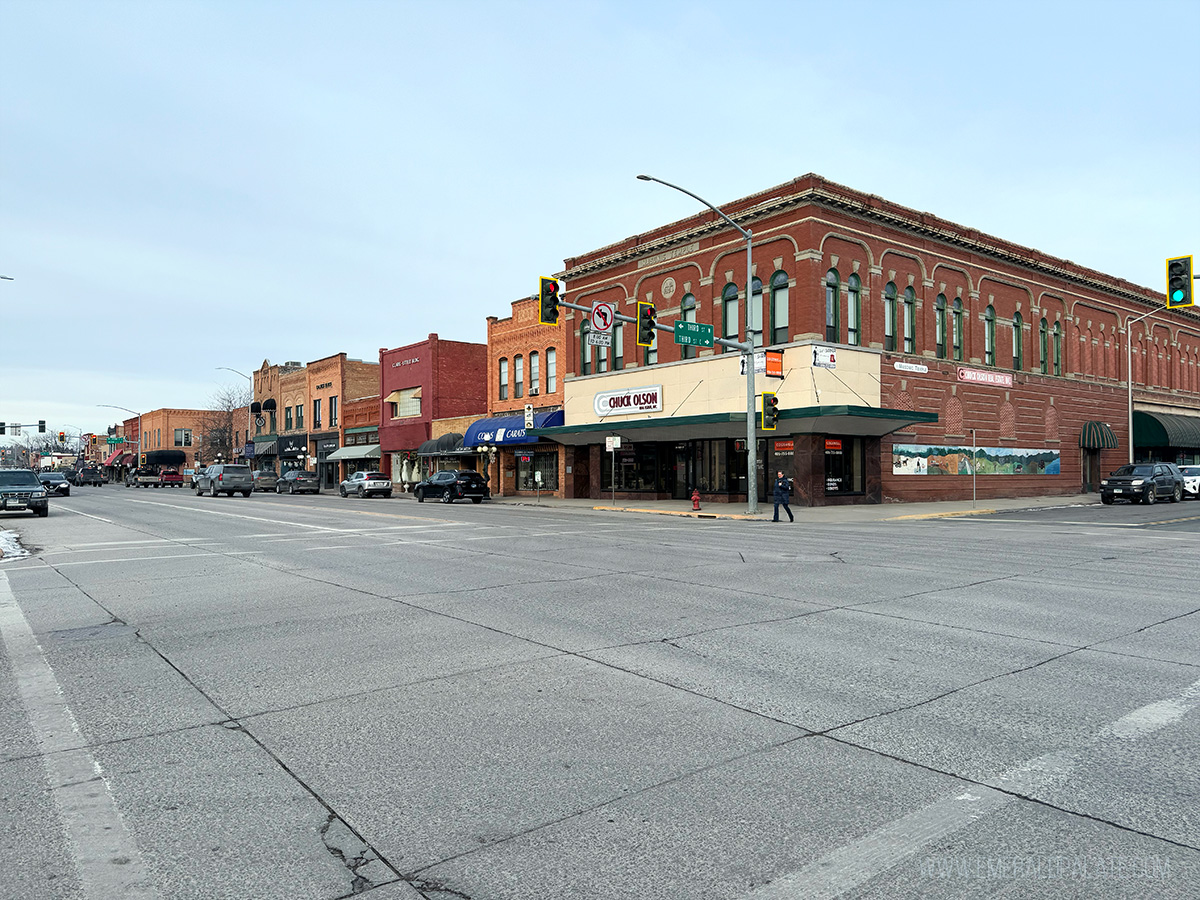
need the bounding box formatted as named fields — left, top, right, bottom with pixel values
left=463, top=410, right=564, bottom=447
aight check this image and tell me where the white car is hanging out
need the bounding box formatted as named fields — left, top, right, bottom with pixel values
left=338, top=470, right=392, bottom=499
left=1179, top=465, right=1200, bottom=499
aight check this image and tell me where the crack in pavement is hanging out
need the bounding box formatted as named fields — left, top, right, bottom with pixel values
left=321, top=813, right=391, bottom=894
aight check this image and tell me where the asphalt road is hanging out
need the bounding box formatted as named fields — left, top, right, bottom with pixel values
left=1, top=486, right=1198, bottom=899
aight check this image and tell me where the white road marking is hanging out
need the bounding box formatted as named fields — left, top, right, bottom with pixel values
left=740, top=675, right=1200, bottom=899
left=0, top=571, right=161, bottom=898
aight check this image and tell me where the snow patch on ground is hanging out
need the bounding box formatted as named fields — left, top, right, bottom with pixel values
left=0, top=529, right=29, bottom=561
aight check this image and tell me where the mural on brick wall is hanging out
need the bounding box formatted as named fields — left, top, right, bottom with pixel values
left=892, top=444, right=1061, bottom=476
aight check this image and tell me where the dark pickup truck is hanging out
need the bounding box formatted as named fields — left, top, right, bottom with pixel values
left=72, top=466, right=104, bottom=487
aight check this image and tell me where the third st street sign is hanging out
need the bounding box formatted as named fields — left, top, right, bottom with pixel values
left=674, top=320, right=714, bottom=347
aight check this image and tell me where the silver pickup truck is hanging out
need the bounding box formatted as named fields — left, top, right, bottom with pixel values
left=194, top=463, right=254, bottom=497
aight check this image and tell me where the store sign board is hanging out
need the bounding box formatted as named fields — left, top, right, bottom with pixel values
left=894, top=361, right=929, bottom=373
left=957, top=367, right=1012, bottom=387
left=594, top=385, right=663, bottom=417
left=739, top=350, right=784, bottom=377
left=813, top=346, right=837, bottom=369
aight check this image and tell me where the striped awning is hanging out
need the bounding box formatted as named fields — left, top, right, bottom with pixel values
left=1079, top=421, right=1119, bottom=449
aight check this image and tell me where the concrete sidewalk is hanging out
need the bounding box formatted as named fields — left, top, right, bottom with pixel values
left=485, top=492, right=1100, bottom=523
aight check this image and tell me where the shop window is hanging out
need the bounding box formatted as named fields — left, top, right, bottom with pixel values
left=770, top=273, right=789, bottom=345
left=903, top=286, right=916, bottom=353
left=824, top=436, right=864, bottom=495
left=825, top=269, right=840, bottom=342
left=884, top=282, right=897, bottom=351
left=547, top=348, right=557, bottom=392
left=952, top=299, right=964, bottom=361
left=984, top=305, right=996, bottom=366
left=935, top=294, right=947, bottom=359
left=680, top=294, right=697, bottom=360
left=499, top=358, right=509, bottom=400
left=515, top=451, right=558, bottom=490
left=847, top=274, right=861, bottom=346
left=1039, top=318, right=1049, bottom=374
left=515, top=355, right=525, bottom=396
left=722, top=283, right=739, bottom=352
left=1012, top=312, right=1024, bottom=370
left=529, top=352, right=540, bottom=395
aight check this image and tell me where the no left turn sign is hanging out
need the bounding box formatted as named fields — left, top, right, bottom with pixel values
left=591, top=301, right=615, bottom=334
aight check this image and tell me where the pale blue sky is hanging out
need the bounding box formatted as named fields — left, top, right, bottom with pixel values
left=2, top=0, right=1197, bottom=439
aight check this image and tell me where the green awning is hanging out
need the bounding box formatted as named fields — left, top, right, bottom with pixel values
left=1133, top=410, right=1200, bottom=449
left=1079, top=421, right=1119, bottom=449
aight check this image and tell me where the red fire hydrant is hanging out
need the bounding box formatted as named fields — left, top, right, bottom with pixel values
left=691, top=488, right=701, bottom=511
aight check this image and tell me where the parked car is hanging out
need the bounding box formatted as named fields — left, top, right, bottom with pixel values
left=251, top=470, right=279, bottom=492
left=1179, top=465, right=1200, bottom=499
left=0, top=468, right=50, bottom=517
left=276, top=470, right=320, bottom=494
left=194, top=463, right=254, bottom=497
left=1099, top=462, right=1184, bottom=505
left=414, top=469, right=488, bottom=504
left=339, top=471, right=392, bottom=499
left=38, top=471, right=71, bottom=496
left=72, top=466, right=104, bottom=487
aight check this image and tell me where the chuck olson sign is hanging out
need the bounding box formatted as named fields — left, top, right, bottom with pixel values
left=594, top=385, right=663, bottom=417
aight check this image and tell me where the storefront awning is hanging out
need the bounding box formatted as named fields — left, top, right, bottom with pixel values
left=326, top=444, right=381, bottom=460
left=102, top=448, right=124, bottom=466
left=146, top=449, right=186, bottom=466
left=464, top=411, right=565, bottom=447
left=1133, top=410, right=1200, bottom=449
left=529, top=406, right=935, bottom=445
left=1079, top=421, right=1119, bottom=449
left=417, top=433, right=473, bottom=456
left=254, top=441, right=278, bottom=456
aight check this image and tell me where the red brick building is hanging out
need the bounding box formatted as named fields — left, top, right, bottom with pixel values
left=542, top=173, right=1199, bottom=505
left=378, top=334, right=487, bottom=483
left=329, top=393, right=380, bottom=482
left=479, top=296, right=567, bottom=497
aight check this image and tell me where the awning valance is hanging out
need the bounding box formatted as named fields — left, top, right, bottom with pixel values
left=1133, top=410, right=1200, bottom=449
left=417, top=433, right=473, bottom=456
left=464, top=411, right=565, bottom=447
left=253, top=441, right=278, bottom=456
left=1079, top=421, right=1119, bottom=449
left=326, top=444, right=381, bottom=460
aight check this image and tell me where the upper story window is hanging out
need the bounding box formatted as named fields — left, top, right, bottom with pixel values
left=498, top=357, right=509, bottom=400
left=644, top=314, right=658, bottom=365
left=750, top=277, right=763, bottom=348
left=847, top=274, right=861, bottom=347
left=1039, top=318, right=1049, bottom=374
left=825, top=270, right=840, bottom=343
left=903, top=286, right=916, bottom=354
left=547, top=348, right=557, bottom=393
left=313, top=399, right=322, bottom=428
left=935, top=294, right=947, bottom=359
left=269, top=410, right=276, bottom=434
left=613, top=323, right=624, bottom=370
left=515, top=355, right=525, bottom=397
left=984, top=305, right=996, bottom=366
left=952, top=298, right=964, bottom=361
left=389, top=387, right=421, bottom=418
left=770, top=273, right=789, bottom=345
left=722, top=283, right=739, bottom=352
left=883, top=282, right=898, bottom=352
left=173, top=428, right=192, bottom=447
left=329, top=396, right=338, bottom=427
left=1053, top=323, right=1062, bottom=375
left=581, top=321, right=592, bottom=375
left=529, top=352, right=540, bottom=395
left=680, top=294, right=698, bottom=360
left=1012, top=312, right=1024, bottom=370
left=296, top=403, right=304, bottom=429
left=285, top=406, right=293, bottom=431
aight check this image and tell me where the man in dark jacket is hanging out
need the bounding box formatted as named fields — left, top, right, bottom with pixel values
left=772, top=470, right=793, bottom=522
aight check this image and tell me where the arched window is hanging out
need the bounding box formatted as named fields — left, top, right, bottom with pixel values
left=580, top=320, right=592, bottom=376
left=546, top=348, right=557, bottom=393
left=613, top=322, right=624, bottom=370
left=498, top=357, right=509, bottom=400
left=952, top=299, right=964, bottom=361
left=529, top=351, right=540, bottom=395
left=514, top=354, right=525, bottom=396
left=769, top=273, right=789, bottom=345
left=903, top=286, right=916, bottom=353
left=825, top=269, right=840, bottom=342
left=722, top=283, right=739, bottom=352
left=884, top=282, right=898, bottom=351
left=1039, top=318, right=1049, bottom=374
left=935, top=294, right=947, bottom=359
left=1053, top=322, right=1062, bottom=375
left=984, top=305, right=996, bottom=366
left=750, top=277, right=764, bottom=348
left=1012, top=313, right=1023, bottom=371
left=681, top=294, right=698, bottom=359
left=847, top=274, right=862, bottom=346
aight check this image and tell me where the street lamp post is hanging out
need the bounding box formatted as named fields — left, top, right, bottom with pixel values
left=636, top=174, right=759, bottom=514
left=97, top=405, right=143, bottom=468
left=216, top=367, right=253, bottom=463
left=1125, top=309, right=1160, bottom=465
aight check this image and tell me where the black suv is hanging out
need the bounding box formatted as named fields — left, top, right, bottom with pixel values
left=0, top=469, right=50, bottom=517
left=1100, top=463, right=1184, bottom=505
left=276, top=469, right=320, bottom=494
left=414, top=470, right=488, bottom=504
